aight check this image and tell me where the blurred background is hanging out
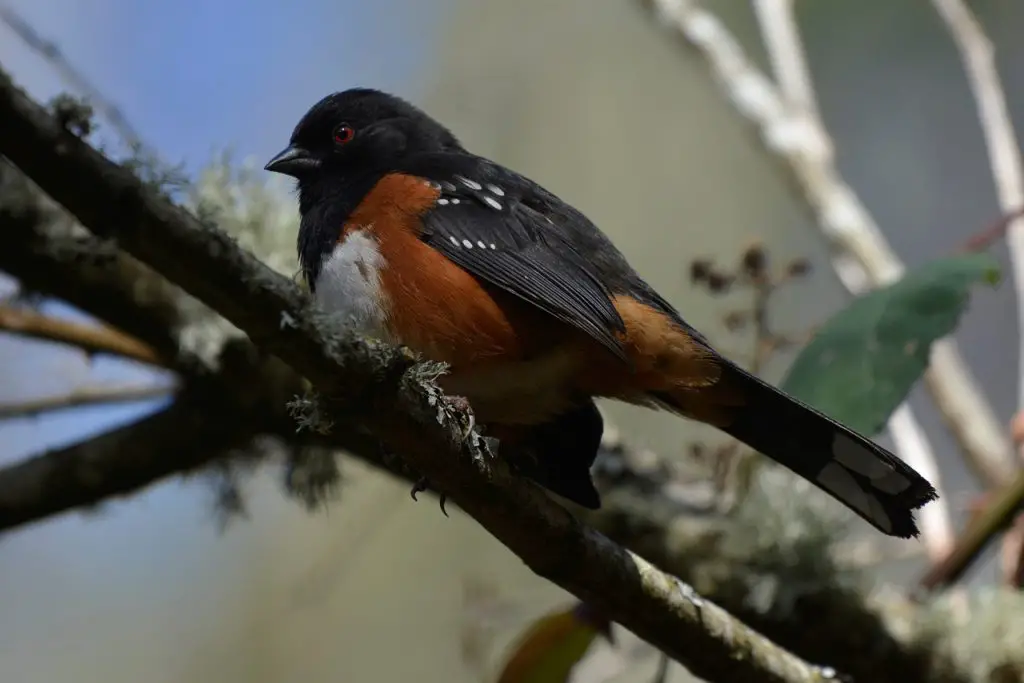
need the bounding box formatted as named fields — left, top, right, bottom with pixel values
left=1, top=1, right=1023, bottom=681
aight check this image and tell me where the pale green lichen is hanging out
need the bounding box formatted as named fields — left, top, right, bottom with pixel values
left=285, top=389, right=334, bottom=435
left=174, top=151, right=301, bottom=366
left=721, top=463, right=1024, bottom=682
left=717, top=464, right=857, bottom=616
left=912, top=588, right=1024, bottom=682
left=187, top=151, right=299, bottom=276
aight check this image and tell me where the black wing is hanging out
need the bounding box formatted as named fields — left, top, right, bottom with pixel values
left=403, top=155, right=627, bottom=360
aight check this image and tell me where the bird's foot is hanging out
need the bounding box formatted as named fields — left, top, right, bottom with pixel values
left=404, top=396, right=478, bottom=518
left=410, top=476, right=449, bottom=517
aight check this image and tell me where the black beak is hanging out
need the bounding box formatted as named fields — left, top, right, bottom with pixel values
left=264, top=145, right=320, bottom=177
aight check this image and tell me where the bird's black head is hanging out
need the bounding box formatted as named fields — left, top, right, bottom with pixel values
left=266, top=88, right=463, bottom=289
left=264, top=88, right=463, bottom=185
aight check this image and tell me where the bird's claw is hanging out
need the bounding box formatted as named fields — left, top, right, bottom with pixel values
left=410, top=476, right=428, bottom=501
left=409, top=476, right=449, bottom=517
left=406, top=395, right=476, bottom=518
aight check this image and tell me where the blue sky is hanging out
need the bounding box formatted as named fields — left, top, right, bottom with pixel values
left=2, top=0, right=448, bottom=171
left=0, top=2, right=447, bottom=679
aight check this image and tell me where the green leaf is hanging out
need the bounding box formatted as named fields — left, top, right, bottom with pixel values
left=495, top=602, right=611, bottom=683
left=781, top=253, right=1000, bottom=436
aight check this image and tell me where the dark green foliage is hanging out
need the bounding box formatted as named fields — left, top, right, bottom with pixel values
left=782, top=254, right=1000, bottom=436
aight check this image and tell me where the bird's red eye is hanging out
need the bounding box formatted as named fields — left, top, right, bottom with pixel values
left=333, top=123, right=355, bottom=145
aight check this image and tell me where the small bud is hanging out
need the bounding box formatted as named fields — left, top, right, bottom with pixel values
left=740, top=242, right=767, bottom=277
left=690, top=259, right=712, bottom=283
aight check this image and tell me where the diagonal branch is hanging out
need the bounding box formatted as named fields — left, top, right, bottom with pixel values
left=0, top=304, right=165, bottom=366
left=918, top=469, right=1024, bottom=593
left=0, top=391, right=251, bottom=530
left=0, top=333, right=352, bottom=533
left=0, top=383, right=174, bottom=420
left=0, top=4, right=147, bottom=153
left=0, top=161, right=190, bottom=361
left=0, top=62, right=843, bottom=683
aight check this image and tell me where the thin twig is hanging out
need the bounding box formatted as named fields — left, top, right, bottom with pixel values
left=709, top=248, right=813, bottom=508
left=0, top=4, right=146, bottom=152
left=917, top=469, right=1024, bottom=594
left=929, top=1, right=1024, bottom=590
left=749, top=0, right=823, bottom=126
left=932, top=0, right=1024, bottom=410
left=0, top=383, right=175, bottom=420
left=751, top=0, right=954, bottom=562
left=961, top=206, right=1024, bottom=252
left=0, top=304, right=165, bottom=366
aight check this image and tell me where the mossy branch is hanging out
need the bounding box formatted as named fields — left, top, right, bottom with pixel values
left=0, top=62, right=844, bottom=683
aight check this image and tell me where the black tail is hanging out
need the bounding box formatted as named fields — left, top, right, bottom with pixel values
left=506, top=399, right=604, bottom=510
left=662, top=363, right=938, bottom=538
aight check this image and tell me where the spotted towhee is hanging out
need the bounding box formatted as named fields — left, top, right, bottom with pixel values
left=265, top=88, right=937, bottom=538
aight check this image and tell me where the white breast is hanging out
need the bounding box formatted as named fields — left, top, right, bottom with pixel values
left=313, top=229, right=390, bottom=339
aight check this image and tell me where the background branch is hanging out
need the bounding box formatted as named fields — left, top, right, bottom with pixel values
left=0, top=304, right=165, bottom=367
left=932, top=0, right=1024, bottom=412
left=918, top=469, right=1024, bottom=594
left=640, top=0, right=1016, bottom=490
left=0, top=4, right=147, bottom=153
left=0, top=383, right=175, bottom=420
left=0, top=389, right=252, bottom=529
left=0, top=160, right=191, bottom=361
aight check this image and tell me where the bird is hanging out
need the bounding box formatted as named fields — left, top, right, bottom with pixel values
left=265, top=87, right=938, bottom=538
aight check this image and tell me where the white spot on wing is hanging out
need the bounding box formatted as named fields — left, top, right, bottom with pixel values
left=456, top=175, right=482, bottom=190
left=832, top=432, right=910, bottom=494
left=449, top=236, right=459, bottom=246
left=483, top=196, right=502, bottom=210
left=816, top=462, right=892, bottom=533
left=477, top=240, right=486, bottom=248
left=314, top=229, right=389, bottom=340
left=462, top=239, right=474, bottom=248
left=437, top=198, right=449, bottom=206
left=486, top=184, right=505, bottom=196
